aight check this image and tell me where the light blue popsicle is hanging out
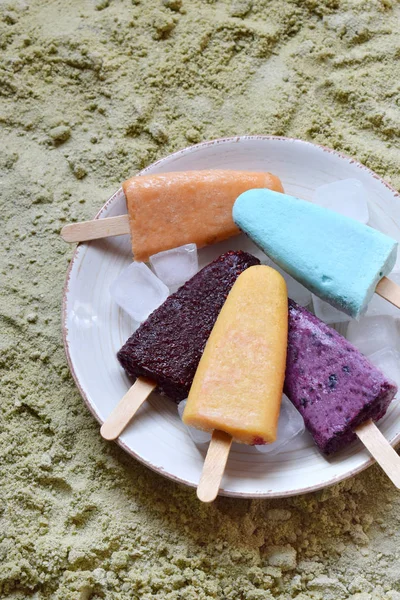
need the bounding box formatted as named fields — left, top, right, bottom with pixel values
left=233, top=189, right=398, bottom=317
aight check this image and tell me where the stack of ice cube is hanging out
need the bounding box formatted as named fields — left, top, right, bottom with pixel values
left=312, top=295, right=352, bottom=325
left=150, top=243, right=199, bottom=291
left=110, top=244, right=201, bottom=321
left=253, top=396, right=306, bottom=455
left=368, top=347, right=400, bottom=390
left=346, top=315, right=400, bottom=390
left=313, top=178, right=370, bottom=224
left=110, top=262, right=169, bottom=322
left=347, top=316, right=399, bottom=356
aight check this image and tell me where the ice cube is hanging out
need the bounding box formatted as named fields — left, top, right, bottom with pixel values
left=150, top=243, right=198, bottom=290
left=346, top=316, right=400, bottom=356
left=365, top=270, right=400, bottom=318
left=255, top=395, right=305, bottom=455
left=283, top=273, right=312, bottom=306
left=178, top=400, right=211, bottom=444
left=313, top=179, right=369, bottom=224
left=265, top=259, right=312, bottom=306
left=367, top=348, right=400, bottom=389
left=312, top=294, right=352, bottom=324
left=110, top=262, right=169, bottom=322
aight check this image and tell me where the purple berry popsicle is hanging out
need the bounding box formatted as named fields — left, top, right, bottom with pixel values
left=285, top=300, right=397, bottom=454
left=117, top=251, right=260, bottom=402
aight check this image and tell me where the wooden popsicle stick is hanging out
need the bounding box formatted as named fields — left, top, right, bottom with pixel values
left=61, top=214, right=130, bottom=243
left=197, top=430, right=232, bottom=502
left=376, top=276, right=400, bottom=309
left=100, top=377, right=156, bottom=441
left=355, top=419, right=400, bottom=488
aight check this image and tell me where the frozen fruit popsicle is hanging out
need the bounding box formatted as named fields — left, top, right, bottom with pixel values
left=117, top=251, right=260, bottom=402
left=183, top=265, right=288, bottom=445
left=124, top=170, right=283, bottom=261
left=233, top=189, right=398, bottom=317
left=61, top=170, right=284, bottom=259
left=183, top=265, right=287, bottom=501
left=285, top=300, right=397, bottom=454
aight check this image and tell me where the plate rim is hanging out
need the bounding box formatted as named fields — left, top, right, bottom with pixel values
left=62, top=134, right=400, bottom=498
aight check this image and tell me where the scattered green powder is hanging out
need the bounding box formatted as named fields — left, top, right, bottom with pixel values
left=1, top=0, right=400, bottom=597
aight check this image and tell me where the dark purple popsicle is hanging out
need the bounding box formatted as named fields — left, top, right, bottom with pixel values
left=117, top=251, right=260, bottom=401
left=285, top=300, right=397, bottom=454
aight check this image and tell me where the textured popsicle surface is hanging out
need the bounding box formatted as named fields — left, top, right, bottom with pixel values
left=117, top=251, right=260, bottom=401
left=233, top=189, right=397, bottom=317
left=183, top=266, right=288, bottom=445
left=123, top=170, right=283, bottom=261
left=284, top=300, right=397, bottom=454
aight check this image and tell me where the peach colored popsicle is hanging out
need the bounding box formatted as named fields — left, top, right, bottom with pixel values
left=183, top=265, right=288, bottom=445
left=122, top=170, right=283, bottom=262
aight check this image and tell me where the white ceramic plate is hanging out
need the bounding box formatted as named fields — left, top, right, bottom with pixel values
left=63, top=136, right=400, bottom=498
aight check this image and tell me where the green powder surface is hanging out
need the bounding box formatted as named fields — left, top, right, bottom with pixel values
left=1, top=0, right=400, bottom=598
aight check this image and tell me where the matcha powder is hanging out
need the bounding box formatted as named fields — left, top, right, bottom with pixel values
left=1, top=0, right=400, bottom=598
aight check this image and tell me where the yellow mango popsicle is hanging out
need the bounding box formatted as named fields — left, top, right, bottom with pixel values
left=183, top=265, right=288, bottom=445
left=122, top=170, right=284, bottom=262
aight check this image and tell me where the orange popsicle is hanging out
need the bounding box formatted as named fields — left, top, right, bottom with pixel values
left=122, top=170, right=283, bottom=262
left=183, top=265, right=288, bottom=445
